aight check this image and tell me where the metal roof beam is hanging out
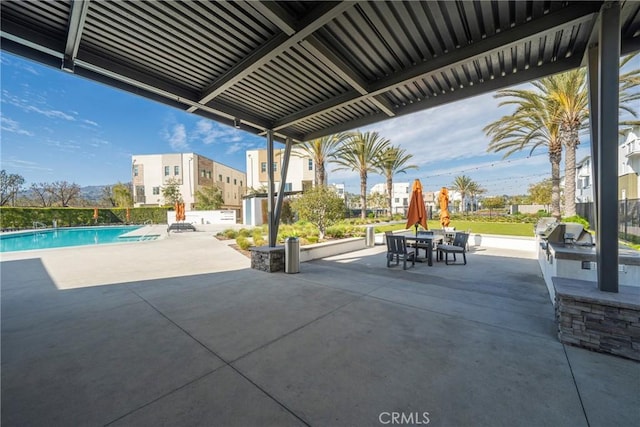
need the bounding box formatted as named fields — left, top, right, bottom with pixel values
left=73, top=51, right=273, bottom=131
left=249, top=1, right=296, bottom=36
left=274, top=2, right=601, bottom=130
left=188, top=1, right=356, bottom=111
left=62, top=0, right=91, bottom=72
left=302, top=54, right=584, bottom=141
left=300, top=35, right=395, bottom=117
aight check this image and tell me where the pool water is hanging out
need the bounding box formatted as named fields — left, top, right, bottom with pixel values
left=0, top=226, right=154, bottom=252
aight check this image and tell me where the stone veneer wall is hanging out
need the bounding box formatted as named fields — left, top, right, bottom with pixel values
left=250, top=246, right=285, bottom=272
left=554, top=278, right=640, bottom=361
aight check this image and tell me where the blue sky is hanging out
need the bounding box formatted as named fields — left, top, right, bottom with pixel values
left=1, top=51, right=595, bottom=196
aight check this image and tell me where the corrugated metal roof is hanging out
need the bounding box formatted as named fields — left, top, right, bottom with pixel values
left=1, top=1, right=639, bottom=143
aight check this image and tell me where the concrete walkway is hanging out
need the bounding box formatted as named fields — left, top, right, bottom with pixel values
left=1, top=233, right=638, bottom=426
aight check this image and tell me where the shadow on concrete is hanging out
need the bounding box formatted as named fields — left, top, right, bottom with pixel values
left=2, top=249, right=638, bottom=426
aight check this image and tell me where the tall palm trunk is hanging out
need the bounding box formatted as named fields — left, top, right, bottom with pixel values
left=386, top=176, right=393, bottom=216
left=316, top=161, right=326, bottom=186
left=360, top=171, right=367, bottom=219
left=550, top=140, right=562, bottom=219
left=561, top=122, right=580, bottom=217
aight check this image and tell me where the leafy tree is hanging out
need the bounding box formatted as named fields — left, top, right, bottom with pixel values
left=195, top=185, right=224, bottom=209
left=162, top=178, right=182, bottom=205
left=113, top=183, right=133, bottom=207
left=295, top=133, right=350, bottom=186
left=483, top=196, right=505, bottom=217
left=0, top=170, right=25, bottom=206
left=368, top=191, right=388, bottom=217
left=484, top=86, right=563, bottom=219
left=280, top=199, right=295, bottom=224
left=291, top=186, right=344, bottom=239
left=30, top=183, right=54, bottom=207
left=49, top=181, right=81, bottom=206
left=451, top=175, right=477, bottom=215
left=375, top=146, right=417, bottom=216
left=332, top=131, right=390, bottom=219
left=529, top=179, right=552, bottom=208
left=101, top=185, right=117, bottom=207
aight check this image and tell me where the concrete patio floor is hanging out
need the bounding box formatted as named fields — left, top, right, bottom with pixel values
left=1, top=231, right=638, bottom=426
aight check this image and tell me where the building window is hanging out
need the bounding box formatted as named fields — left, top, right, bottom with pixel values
left=284, top=183, right=292, bottom=192
left=273, top=162, right=277, bottom=172
left=394, top=198, right=399, bottom=203
left=234, top=178, right=237, bottom=185
left=218, top=174, right=222, bottom=181
left=133, top=165, right=139, bottom=176
left=164, top=166, right=170, bottom=176
left=152, top=187, right=160, bottom=195
left=207, top=171, right=211, bottom=179
left=201, top=170, right=205, bottom=178
left=174, top=166, right=180, bottom=175
left=261, top=162, right=266, bottom=173
left=226, top=176, right=230, bottom=183
left=308, top=159, right=313, bottom=171
left=240, top=181, right=242, bottom=187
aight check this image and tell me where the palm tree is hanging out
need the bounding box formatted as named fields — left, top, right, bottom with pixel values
left=375, top=145, right=417, bottom=216
left=534, top=55, right=638, bottom=216
left=295, top=133, right=350, bottom=186
left=467, top=181, right=485, bottom=212
left=332, top=131, right=391, bottom=219
left=484, top=89, right=563, bottom=219
left=451, top=175, right=476, bottom=214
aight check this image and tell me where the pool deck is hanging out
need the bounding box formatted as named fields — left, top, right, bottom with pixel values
left=1, top=229, right=638, bottom=426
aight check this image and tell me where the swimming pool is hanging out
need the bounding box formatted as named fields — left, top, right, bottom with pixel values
left=0, top=226, right=157, bottom=252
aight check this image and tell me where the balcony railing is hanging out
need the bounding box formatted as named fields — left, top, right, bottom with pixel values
left=135, top=195, right=146, bottom=203
left=625, top=140, right=640, bottom=159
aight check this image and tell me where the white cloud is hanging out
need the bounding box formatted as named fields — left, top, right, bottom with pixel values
left=192, top=118, right=238, bottom=145
left=45, top=138, right=81, bottom=151
left=0, top=116, right=34, bottom=136
left=2, top=90, right=75, bottom=121
left=83, top=119, right=99, bottom=127
left=0, top=157, right=52, bottom=172
left=164, top=123, right=189, bottom=150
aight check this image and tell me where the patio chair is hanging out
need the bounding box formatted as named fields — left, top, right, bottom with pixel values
left=436, top=232, right=469, bottom=265
left=386, top=235, right=416, bottom=270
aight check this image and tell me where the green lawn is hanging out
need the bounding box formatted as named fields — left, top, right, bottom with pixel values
left=374, top=220, right=535, bottom=237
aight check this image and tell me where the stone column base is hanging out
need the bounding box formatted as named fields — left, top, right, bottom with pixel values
left=250, top=246, right=285, bottom=272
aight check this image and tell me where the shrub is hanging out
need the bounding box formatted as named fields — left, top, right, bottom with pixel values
left=236, top=235, right=251, bottom=250
left=562, top=215, right=589, bottom=230
left=224, top=229, right=238, bottom=239
left=237, top=228, right=251, bottom=238
left=252, top=229, right=265, bottom=246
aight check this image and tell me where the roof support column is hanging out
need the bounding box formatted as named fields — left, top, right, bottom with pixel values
left=266, top=130, right=277, bottom=247
left=587, top=43, right=599, bottom=231
left=274, top=137, right=292, bottom=231
left=595, top=1, right=620, bottom=292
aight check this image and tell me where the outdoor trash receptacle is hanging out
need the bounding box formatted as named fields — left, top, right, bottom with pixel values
left=365, top=226, right=375, bottom=247
left=285, top=237, right=300, bottom=273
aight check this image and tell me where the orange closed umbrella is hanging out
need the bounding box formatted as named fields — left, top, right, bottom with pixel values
left=125, top=207, right=131, bottom=223
left=93, top=208, right=98, bottom=220
left=175, top=202, right=186, bottom=221
left=438, top=187, right=451, bottom=228
left=405, top=179, right=428, bottom=235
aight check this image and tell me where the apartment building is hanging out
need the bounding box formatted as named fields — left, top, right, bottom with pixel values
left=245, top=148, right=315, bottom=193
left=573, top=126, right=640, bottom=202
left=370, top=182, right=411, bottom=215
left=131, top=153, right=245, bottom=215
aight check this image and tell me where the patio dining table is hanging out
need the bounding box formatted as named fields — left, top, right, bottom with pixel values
left=401, top=233, right=443, bottom=266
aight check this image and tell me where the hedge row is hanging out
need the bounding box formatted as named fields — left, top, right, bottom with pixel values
left=0, top=207, right=170, bottom=229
